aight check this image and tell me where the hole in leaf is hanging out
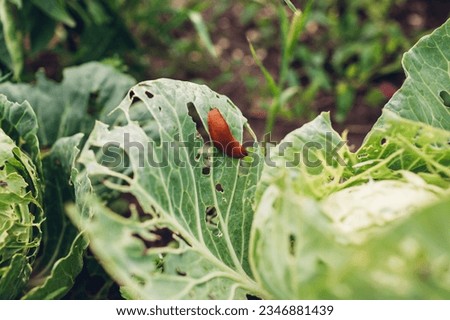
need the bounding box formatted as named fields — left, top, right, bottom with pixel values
left=107, top=197, right=132, bottom=218
left=215, top=183, right=224, bottom=193
left=130, top=95, right=142, bottom=107
left=205, top=206, right=218, bottom=227
left=289, top=234, right=296, bottom=256
left=187, top=102, right=208, bottom=142
left=108, top=193, right=153, bottom=221
left=145, top=91, right=154, bottom=99
left=380, top=138, right=387, bottom=145
left=202, top=166, right=210, bottom=175
left=132, top=227, right=176, bottom=249
left=176, top=269, right=187, bottom=276
left=129, top=90, right=135, bottom=100
left=439, top=90, right=450, bottom=107
left=246, top=294, right=262, bottom=300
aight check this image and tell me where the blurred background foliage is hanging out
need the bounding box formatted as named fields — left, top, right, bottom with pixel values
left=0, top=0, right=448, bottom=142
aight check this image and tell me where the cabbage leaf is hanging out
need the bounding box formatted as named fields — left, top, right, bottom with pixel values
left=69, top=79, right=266, bottom=299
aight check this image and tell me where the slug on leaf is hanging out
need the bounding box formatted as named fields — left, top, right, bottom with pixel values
left=207, top=108, right=248, bottom=158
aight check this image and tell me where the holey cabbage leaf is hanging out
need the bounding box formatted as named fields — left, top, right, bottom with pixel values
left=251, top=20, right=450, bottom=299
left=69, top=79, right=266, bottom=299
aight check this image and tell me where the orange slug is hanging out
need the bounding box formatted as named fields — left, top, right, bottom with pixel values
left=207, top=108, right=248, bottom=158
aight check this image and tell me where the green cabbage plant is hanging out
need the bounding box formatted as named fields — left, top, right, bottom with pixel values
left=0, top=97, right=43, bottom=299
